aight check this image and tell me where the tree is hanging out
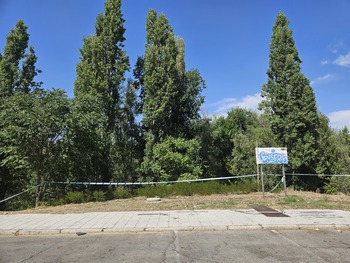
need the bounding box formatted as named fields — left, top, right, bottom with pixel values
left=113, top=79, right=144, bottom=182
left=142, top=10, right=181, bottom=141
left=0, top=20, right=41, bottom=209
left=0, top=90, right=70, bottom=207
left=75, top=0, right=129, bottom=132
left=325, top=127, right=350, bottom=193
left=73, top=0, right=129, bottom=182
left=140, top=136, right=202, bottom=182
left=132, top=56, right=145, bottom=114
left=65, top=93, right=107, bottom=183
left=141, top=10, right=205, bottom=181
left=0, top=20, right=41, bottom=97
left=259, top=12, right=320, bottom=189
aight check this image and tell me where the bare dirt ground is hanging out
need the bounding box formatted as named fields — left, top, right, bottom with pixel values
left=5, top=190, right=350, bottom=214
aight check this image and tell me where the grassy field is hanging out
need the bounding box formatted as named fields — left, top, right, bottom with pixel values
left=5, top=190, right=350, bottom=214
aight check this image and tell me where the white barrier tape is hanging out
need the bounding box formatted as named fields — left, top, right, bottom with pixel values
left=0, top=185, right=40, bottom=204
left=269, top=177, right=283, bottom=193
left=285, top=173, right=350, bottom=177
left=51, top=174, right=259, bottom=186
left=4, top=173, right=348, bottom=204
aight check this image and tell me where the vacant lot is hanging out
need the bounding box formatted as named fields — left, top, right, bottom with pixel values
left=4, top=190, right=350, bottom=214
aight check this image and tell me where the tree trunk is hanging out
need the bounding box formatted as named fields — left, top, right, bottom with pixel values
left=35, top=173, right=41, bottom=208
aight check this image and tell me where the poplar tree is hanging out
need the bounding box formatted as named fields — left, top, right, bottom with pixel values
left=0, top=20, right=41, bottom=209
left=73, top=0, right=129, bottom=182
left=0, top=20, right=41, bottom=97
left=260, top=12, right=320, bottom=189
left=75, top=0, right=129, bottom=132
left=141, top=10, right=205, bottom=181
left=143, top=10, right=205, bottom=142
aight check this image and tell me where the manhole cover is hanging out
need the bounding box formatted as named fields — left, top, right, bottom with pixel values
left=253, top=206, right=289, bottom=217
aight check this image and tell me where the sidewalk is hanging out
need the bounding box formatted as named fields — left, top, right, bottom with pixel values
left=1, top=209, right=349, bottom=236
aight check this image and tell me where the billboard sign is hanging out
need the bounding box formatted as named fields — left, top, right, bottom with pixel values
left=255, top=147, right=288, bottom=165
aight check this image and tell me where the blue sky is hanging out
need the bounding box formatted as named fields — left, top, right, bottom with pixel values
left=1, top=0, right=350, bottom=129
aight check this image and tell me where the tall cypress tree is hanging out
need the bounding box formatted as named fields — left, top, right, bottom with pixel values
left=260, top=12, right=320, bottom=189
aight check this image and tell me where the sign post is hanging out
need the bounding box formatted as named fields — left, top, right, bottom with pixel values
left=282, top=164, right=287, bottom=196
left=255, top=147, right=288, bottom=196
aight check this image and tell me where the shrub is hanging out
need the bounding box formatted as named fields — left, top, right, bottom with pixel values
left=66, top=191, right=85, bottom=203
left=141, top=136, right=202, bottom=182
left=112, top=187, right=132, bottom=199
left=92, top=190, right=106, bottom=202
left=136, top=184, right=171, bottom=198
left=325, top=176, right=350, bottom=194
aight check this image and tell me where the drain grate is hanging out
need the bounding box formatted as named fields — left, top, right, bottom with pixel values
left=253, top=206, right=289, bottom=217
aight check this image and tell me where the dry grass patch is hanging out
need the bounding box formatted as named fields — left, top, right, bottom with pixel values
left=4, top=190, right=350, bottom=214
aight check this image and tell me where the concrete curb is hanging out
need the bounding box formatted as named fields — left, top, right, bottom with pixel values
left=1, top=224, right=349, bottom=236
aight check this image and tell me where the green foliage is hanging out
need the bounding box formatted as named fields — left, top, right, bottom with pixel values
left=142, top=10, right=205, bottom=180
left=66, top=191, right=85, bottom=204
left=136, top=180, right=258, bottom=198
left=259, top=12, right=321, bottom=190
left=3, top=7, right=350, bottom=210
left=113, top=79, right=144, bottom=182
left=193, top=118, right=231, bottom=178
left=209, top=108, right=276, bottom=178
left=66, top=93, right=109, bottom=183
left=331, top=128, right=350, bottom=175
left=92, top=190, right=106, bottom=202
left=112, top=187, right=132, bottom=199
left=0, top=90, right=70, bottom=207
left=141, top=136, right=202, bottom=182
left=0, top=20, right=41, bottom=97
left=73, top=0, right=131, bottom=184
left=143, top=10, right=183, bottom=139
left=325, top=177, right=350, bottom=194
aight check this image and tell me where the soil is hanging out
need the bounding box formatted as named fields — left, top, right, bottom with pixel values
left=4, top=190, right=350, bottom=214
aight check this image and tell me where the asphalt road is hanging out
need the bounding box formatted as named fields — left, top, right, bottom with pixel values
left=1, top=230, right=349, bottom=263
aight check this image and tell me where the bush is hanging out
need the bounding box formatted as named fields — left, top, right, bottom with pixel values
left=325, top=176, right=350, bottom=194
left=136, top=184, right=171, bottom=198
left=92, top=190, right=106, bottom=202
left=66, top=191, right=85, bottom=203
left=112, top=187, right=132, bottom=199
left=141, top=136, right=202, bottom=182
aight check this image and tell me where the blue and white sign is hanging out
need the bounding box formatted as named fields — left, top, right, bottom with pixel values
left=255, top=147, right=288, bottom=165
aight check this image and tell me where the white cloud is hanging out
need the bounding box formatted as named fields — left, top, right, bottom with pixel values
left=328, top=110, right=350, bottom=129
left=333, top=51, right=350, bottom=67
left=310, top=73, right=335, bottom=86
left=321, top=60, right=329, bottom=65
left=204, top=93, right=262, bottom=117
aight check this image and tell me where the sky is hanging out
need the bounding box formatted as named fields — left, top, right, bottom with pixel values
left=1, top=0, right=350, bottom=129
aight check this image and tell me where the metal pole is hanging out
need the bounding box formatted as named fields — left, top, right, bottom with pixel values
left=282, top=164, right=287, bottom=196
left=260, top=165, right=265, bottom=197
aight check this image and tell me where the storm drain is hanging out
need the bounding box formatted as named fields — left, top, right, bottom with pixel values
left=253, top=206, right=289, bottom=217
